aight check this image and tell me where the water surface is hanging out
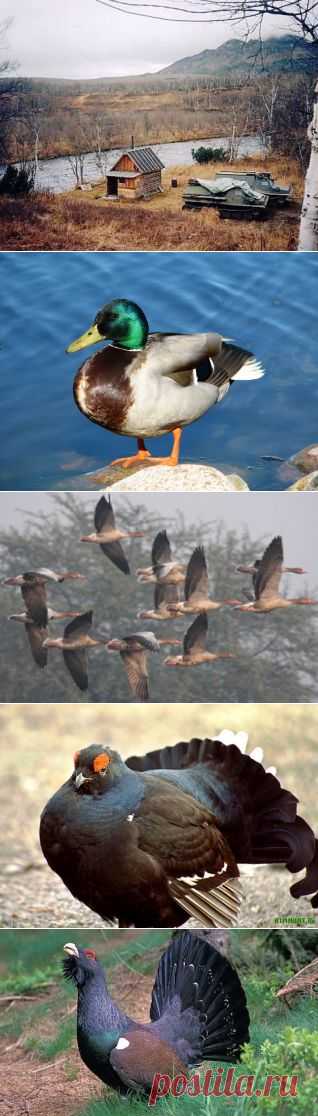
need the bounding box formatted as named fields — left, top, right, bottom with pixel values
left=0, top=250, right=317, bottom=490
left=26, top=135, right=263, bottom=194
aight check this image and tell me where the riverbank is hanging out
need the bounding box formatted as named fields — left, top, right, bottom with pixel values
left=0, top=154, right=302, bottom=251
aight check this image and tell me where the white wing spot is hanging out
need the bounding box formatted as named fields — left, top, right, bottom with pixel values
left=127, top=814, right=135, bottom=822
left=116, top=1038, right=130, bottom=1050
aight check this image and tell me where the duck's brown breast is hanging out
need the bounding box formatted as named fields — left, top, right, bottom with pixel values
left=73, top=348, right=134, bottom=433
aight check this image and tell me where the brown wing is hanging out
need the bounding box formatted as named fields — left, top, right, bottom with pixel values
left=26, top=623, right=48, bottom=668
left=94, top=494, right=115, bottom=533
left=184, top=546, right=208, bottom=603
left=154, top=581, right=179, bottom=611
left=22, top=581, right=47, bottom=626
left=121, top=649, right=149, bottom=701
left=152, top=530, right=171, bottom=569
left=134, top=777, right=233, bottom=877
left=63, top=648, right=88, bottom=691
left=183, top=612, right=208, bottom=657
left=99, top=539, right=130, bottom=575
left=254, top=536, right=283, bottom=601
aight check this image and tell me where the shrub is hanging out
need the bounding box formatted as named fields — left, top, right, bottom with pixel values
left=192, top=145, right=229, bottom=165
left=0, top=163, right=35, bottom=196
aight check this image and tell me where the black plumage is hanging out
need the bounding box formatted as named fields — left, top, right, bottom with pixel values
left=63, top=931, right=250, bottom=1096
left=40, top=737, right=318, bottom=928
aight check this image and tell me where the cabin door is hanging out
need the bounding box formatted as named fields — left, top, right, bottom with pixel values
left=107, top=177, right=118, bottom=196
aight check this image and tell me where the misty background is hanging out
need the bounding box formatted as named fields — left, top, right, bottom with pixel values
left=5, top=0, right=295, bottom=78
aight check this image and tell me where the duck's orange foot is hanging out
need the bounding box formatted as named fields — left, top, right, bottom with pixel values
left=110, top=449, right=153, bottom=469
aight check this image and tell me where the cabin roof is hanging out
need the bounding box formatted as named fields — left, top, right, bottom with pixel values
left=109, top=146, right=164, bottom=174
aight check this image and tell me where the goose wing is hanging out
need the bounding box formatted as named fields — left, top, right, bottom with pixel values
left=99, top=539, right=130, bottom=576
left=22, top=579, right=48, bottom=627
left=254, top=537, right=283, bottom=601
left=94, top=494, right=115, bottom=533
left=152, top=530, right=171, bottom=570
left=154, top=581, right=179, bottom=611
left=120, top=648, right=149, bottom=702
left=63, top=648, right=88, bottom=692
left=64, top=610, right=93, bottom=639
left=183, top=612, right=208, bottom=657
left=184, top=546, right=208, bottom=603
left=26, top=622, right=48, bottom=668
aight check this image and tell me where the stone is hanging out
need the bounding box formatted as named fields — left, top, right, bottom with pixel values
left=288, top=471, right=318, bottom=491
left=111, top=464, right=249, bottom=492
left=290, top=445, right=318, bottom=474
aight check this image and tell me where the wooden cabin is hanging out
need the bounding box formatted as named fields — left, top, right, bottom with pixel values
left=105, top=147, right=164, bottom=200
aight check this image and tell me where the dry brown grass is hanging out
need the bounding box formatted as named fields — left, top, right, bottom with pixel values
left=0, top=155, right=302, bottom=252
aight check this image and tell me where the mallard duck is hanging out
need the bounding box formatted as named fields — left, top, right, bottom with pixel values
left=164, top=611, right=235, bottom=668
left=80, top=495, right=144, bottom=575
left=66, top=298, right=264, bottom=470
left=228, top=536, right=317, bottom=613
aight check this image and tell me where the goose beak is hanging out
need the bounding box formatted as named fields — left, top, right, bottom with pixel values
left=64, top=943, right=79, bottom=958
left=66, top=322, right=104, bottom=353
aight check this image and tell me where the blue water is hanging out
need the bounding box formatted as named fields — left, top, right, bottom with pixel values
left=0, top=250, right=317, bottom=491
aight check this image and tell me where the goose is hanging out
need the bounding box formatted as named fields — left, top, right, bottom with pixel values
left=81, top=495, right=144, bottom=575
left=168, top=545, right=225, bottom=615
left=229, top=537, right=317, bottom=613
left=107, top=631, right=161, bottom=701
left=66, top=298, right=264, bottom=471
left=138, top=579, right=181, bottom=621
left=137, top=529, right=185, bottom=584
left=43, top=611, right=107, bottom=691
left=164, top=611, right=235, bottom=668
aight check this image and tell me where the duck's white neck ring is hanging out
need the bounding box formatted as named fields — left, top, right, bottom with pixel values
left=109, top=342, right=144, bottom=353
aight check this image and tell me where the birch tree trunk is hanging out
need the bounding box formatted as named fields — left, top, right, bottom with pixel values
left=298, top=79, right=318, bottom=251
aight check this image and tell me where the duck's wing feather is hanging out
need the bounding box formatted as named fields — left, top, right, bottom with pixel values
left=146, top=334, right=263, bottom=392
left=152, top=530, right=171, bottom=569
left=184, top=612, right=208, bottom=656
left=184, top=546, right=208, bottom=603
left=26, top=623, right=48, bottom=668
left=94, top=494, right=115, bottom=533
left=254, top=536, right=283, bottom=601
left=63, top=648, right=88, bottom=691
left=99, top=539, right=130, bottom=575
left=120, top=649, right=149, bottom=701
left=147, top=332, right=223, bottom=380
left=154, top=581, right=179, bottom=610
left=22, top=581, right=48, bottom=627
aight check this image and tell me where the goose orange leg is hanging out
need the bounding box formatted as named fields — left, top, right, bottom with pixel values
left=110, top=428, right=183, bottom=469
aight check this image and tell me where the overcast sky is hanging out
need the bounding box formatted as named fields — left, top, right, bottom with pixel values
left=1, top=490, right=317, bottom=592
left=4, top=0, right=291, bottom=78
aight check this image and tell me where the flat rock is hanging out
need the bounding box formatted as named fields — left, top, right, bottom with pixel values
left=288, top=470, right=318, bottom=491
left=290, top=444, right=318, bottom=474
left=112, top=464, right=249, bottom=492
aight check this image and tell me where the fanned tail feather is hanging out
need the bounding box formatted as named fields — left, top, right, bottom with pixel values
left=127, top=737, right=318, bottom=906
left=150, top=930, right=250, bottom=1063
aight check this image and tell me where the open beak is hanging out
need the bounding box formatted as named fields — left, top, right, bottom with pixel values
left=64, top=942, right=79, bottom=958
left=66, top=322, right=105, bottom=353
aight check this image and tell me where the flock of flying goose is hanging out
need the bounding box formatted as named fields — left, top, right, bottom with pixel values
left=2, top=495, right=316, bottom=701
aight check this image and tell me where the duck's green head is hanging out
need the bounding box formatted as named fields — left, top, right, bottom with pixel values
left=66, top=299, right=149, bottom=353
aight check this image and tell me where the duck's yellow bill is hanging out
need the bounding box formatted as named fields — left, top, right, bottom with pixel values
left=66, top=322, right=104, bottom=353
